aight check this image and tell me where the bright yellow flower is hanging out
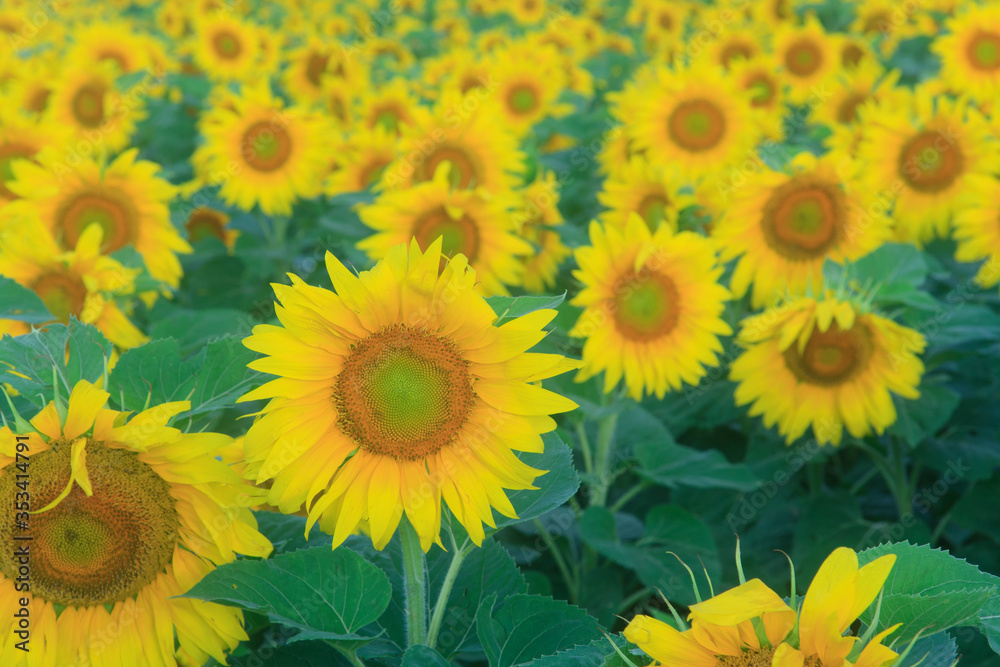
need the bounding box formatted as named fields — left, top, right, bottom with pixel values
left=190, top=13, right=262, bottom=82
left=774, top=16, right=840, bottom=104
left=571, top=214, right=732, bottom=400
left=0, top=381, right=272, bottom=666
left=239, top=238, right=579, bottom=551
left=731, top=295, right=925, bottom=446
left=514, top=171, right=571, bottom=294
left=933, top=3, right=1000, bottom=101
left=598, top=155, right=690, bottom=233
left=45, top=63, right=146, bottom=153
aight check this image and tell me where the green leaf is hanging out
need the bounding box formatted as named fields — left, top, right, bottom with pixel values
left=857, top=542, right=1000, bottom=644
left=888, top=381, right=961, bottom=447
left=183, top=546, right=392, bottom=641
left=0, top=277, right=53, bottom=324
left=108, top=335, right=262, bottom=417
left=485, top=293, right=566, bottom=325
left=632, top=422, right=759, bottom=492
left=976, top=596, right=1000, bottom=657
left=0, top=319, right=111, bottom=406
left=495, top=432, right=580, bottom=531
left=147, top=302, right=254, bottom=356
left=225, top=641, right=353, bottom=667
left=476, top=594, right=601, bottom=667
left=823, top=243, right=928, bottom=296
left=526, top=634, right=630, bottom=666
left=579, top=505, right=720, bottom=606
left=251, top=511, right=333, bottom=553
left=402, top=645, right=452, bottom=667
left=895, top=632, right=959, bottom=667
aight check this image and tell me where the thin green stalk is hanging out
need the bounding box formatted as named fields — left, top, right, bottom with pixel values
left=331, top=645, right=367, bottom=667
left=399, top=518, right=428, bottom=647
left=589, top=411, right=620, bottom=507
left=610, top=480, right=651, bottom=513
left=533, top=519, right=578, bottom=603
left=576, top=419, right=594, bottom=476
left=427, top=540, right=472, bottom=649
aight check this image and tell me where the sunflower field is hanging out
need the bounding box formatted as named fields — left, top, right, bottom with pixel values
left=4, top=0, right=1000, bottom=665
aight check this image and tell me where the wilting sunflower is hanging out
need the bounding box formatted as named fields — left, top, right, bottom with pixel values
left=185, top=206, right=240, bottom=252
left=45, top=63, right=146, bottom=153
left=624, top=547, right=899, bottom=667
left=0, top=380, right=272, bottom=666
left=954, top=175, right=1000, bottom=290
left=598, top=155, right=689, bottom=232
left=774, top=16, right=839, bottom=104
left=731, top=295, right=925, bottom=446
left=0, top=215, right=146, bottom=348
left=192, top=83, right=333, bottom=216
left=239, top=238, right=578, bottom=550
left=358, top=165, right=532, bottom=296
left=857, top=88, right=999, bottom=245
left=379, top=90, right=523, bottom=193
left=933, top=4, right=1000, bottom=100
left=7, top=148, right=189, bottom=289
left=514, top=171, right=572, bottom=293
left=629, top=61, right=759, bottom=180
left=190, top=13, right=262, bottom=82
left=325, top=126, right=399, bottom=196
left=570, top=214, right=732, bottom=400
left=714, top=153, right=891, bottom=308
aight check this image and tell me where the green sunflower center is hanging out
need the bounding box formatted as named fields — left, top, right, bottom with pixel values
left=637, top=193, right=670, bottom=231
left=71, top=84, right=106, bottom=128
left=612, top=270, right=681, bottom=341
left=786, top=39, right=822, bottom=76
left=213, top=30, right=242, bottom=59
left=243, top=122, right=293, bottom=172
left=420, top=145, right=479, bottom=189
left=747, top=75, right=776, bottom=107
left=413, top=205, right=481, bottom=260
left=335, top=325, right=475, bottom=461
left=31, top=270, right=88, bottom=323
left=186, top=209, right=228, bottom=243
left=897, top=130, right=964, bottom=193
left=0, top=440, right=179, bottom=607
left=508, top=85, right=539, bottom=115
left=761, top=179, right=842, bottom=260
left=784, top=323, right=872, bottom=386
left=373, top=108, right=401, bottom=134
left=667, top=99, right=726, bottom=152
left=968, top=31, right=1000, bottom=70
left=56, top=188, right=136, bottom=253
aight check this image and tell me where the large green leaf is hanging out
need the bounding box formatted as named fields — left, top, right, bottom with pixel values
left=108, top=335, right=263, bottom=417
left=976, top=596, right=1000, bottom=657
left=476, top=594, right=601, bottom=667
left=526, top=635, right=630, bottom=666
left=896, top=632, right=960, bottom=667
left=0, top=319, right=111, bottom=407
left=183, top=546, right=392, bottom=641
left=402, top=645, right=452, bottom=667
left=0, top=277, right=52, bottom=324
left=579, top=505, right=720, bottom=606
left=888, top=380, right=960, bottom=447
left=251, top=511, right=333, bottom=554
left=495, top=432, right=580, bottom=531
left=225, top=641, right=353, bottom=667
left=823, top=243, right=928, bottom=297
left=857, top=542, right=1000, bottom=644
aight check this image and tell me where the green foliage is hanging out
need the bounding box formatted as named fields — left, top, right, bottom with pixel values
left=0, top=277, right=53, bottom=324
left=476, top=594, right=601, bottom=667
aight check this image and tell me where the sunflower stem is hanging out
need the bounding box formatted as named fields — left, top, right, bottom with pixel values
left=399, top=517, right=428, bottom=647
left=533, top=518, right=578, bottom=603
left=427, top=537, right=471, bottom=649
left=589, top=410, right=620, bottom=507
left=331, top=644, right=367, bottom=667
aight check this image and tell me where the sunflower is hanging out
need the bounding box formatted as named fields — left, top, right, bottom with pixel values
left=839, top=33, right=878, bottom=69
left=0, top=380, right=272, bottom=666
left=810, top=60, right=901, bottom=129
left=486, top=42, right=573, bottom=136
left=857, top=88, right=999, bottom=246
left=570, top=214, right=732, bottom=401
left=239, top=238, right=578, bottom=550
left=774, top=16, right=840, bottom=104
left=192, top=83, right=334, bottom=216
left=624, top=547, right=899, bottom=667
left=7, top=148, right=189, bottom=290
left=729, top=54, right=787, bottom=142
left=326, top=126, right=399, bottom=196
left=636, top=2, right=687, bottom=58
left=66, top=21, right=152, bottom=75
left=0, top=213, right=145, bottom=347
left=280, top=36, right=338, bottom=104
left=321, top=77, right=359, bottom=128
left=731, top=294, right=925, bottom=445
left=953, top=175, right=1000, bottom=290
left=514, top=171, right=571, bottom=294
left=507, top=0, right=547, bottom=24
left=356, top=78, right=426, bottom=136
left=358, top=165, right=532, bottom=296
left=0, top=116, right=69, bottom=205
left=629, top=61, right=759, bottom=180
left=598, top=156, right=690, bottom=232
left=378, top=90, right=523, bottom=193
left=707, top=24, right=766, bottom=70
left=185, top=206, right=240, bottom=252
left=933, top=3, right=1000, bottom=100
left=45, top=63, right=146, bottom=153
left=714, top=153, right=892, bottom=308
left=190, top=13, right=261, bottom=82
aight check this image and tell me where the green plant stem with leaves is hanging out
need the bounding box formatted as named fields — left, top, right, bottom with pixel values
left=426, top=532, right=473, bottom=649
left=399, top=517, right=428, bottom=647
